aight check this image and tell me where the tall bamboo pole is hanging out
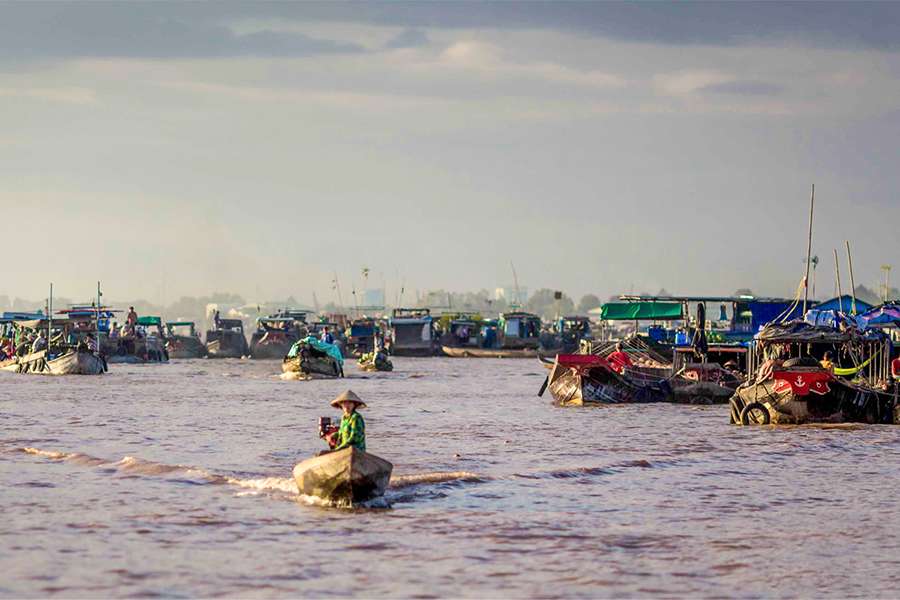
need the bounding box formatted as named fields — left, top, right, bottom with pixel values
left=48, top=283, right=53, bottom=349
left=834, top=249, right=844, bottom=313
left=803, top=184, right=815, bottom=315
left=845, top=241, right=858, bottom=315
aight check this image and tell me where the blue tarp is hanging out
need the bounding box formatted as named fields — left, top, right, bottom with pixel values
left=748, top=301, right=802, bottom=331
left=287, top=336, right=344, bottom=365
left=814, top=295, right=874, bottom=314
left=804, top=309, right=866, bottom=331
left=859, top=303, right=900, bottom=327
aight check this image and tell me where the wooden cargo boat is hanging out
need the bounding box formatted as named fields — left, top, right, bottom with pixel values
left=106, top=316, right=169, bottom=363
left=165, top=321, right=207, bottom=359
left=250, top=311, right=310, bottom=359
left=730, top=319, right=898, bottom=425
left=389, top=308, right=435, bottom=356
left=540, top=353, right=672, bottom=406
left=293, top=447, right=393, bottom=506
left=1, top=348, right=105, bottom=375
left=206, top=318, right=249, bottom=358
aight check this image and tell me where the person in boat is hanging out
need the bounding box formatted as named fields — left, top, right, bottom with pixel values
left=126, top=307, right=138, bottom=335
left=213, top=310, right=221, bottom=329
left=31, top=332, right=48, bottom=353
left=320, top=326, right=335, bottom=345
left=820, top=351, right=835, bottom=372
left=324, top=390, right=367, bottom=452
left=892, top=354, right=900, bottom=383
left=607, top=342, right=633, bottom=374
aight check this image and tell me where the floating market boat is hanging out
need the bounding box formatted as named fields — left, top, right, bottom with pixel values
left=497, top=311, right=542, bottom=350
left=249, top=310, right=310, bottom=359
left=292, top=447, right=393, bottom=506
left=442, top=346, right=538, bottom=358
left=1, top=317, right=105, bottom=375
left=164, top=321, right=207, bottom=359
left=730, top=316, right=898, bottom=425
left=540, top=353, right=672, bottom=406
left=357, top=349, right=393, bottom=372
left=105, top=315, right=169, bottom=363
left=347, top=318, right=379, bottom=356
left=206, top=318, right=249, bottom=358
left=306, top=320, right=348, bottom=356
left=539, top=316, right=594, bottom=355
left=282, top=336, right=344, bottom=378
left=388, top=308, right=435, bottom=356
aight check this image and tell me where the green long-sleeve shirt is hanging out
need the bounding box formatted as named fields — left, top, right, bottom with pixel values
left=334, top=411, right=366, bottom=451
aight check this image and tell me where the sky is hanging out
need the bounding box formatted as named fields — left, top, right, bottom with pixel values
left=2, top=1, right=898, bottom=307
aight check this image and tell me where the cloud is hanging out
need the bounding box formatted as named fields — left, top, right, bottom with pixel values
left=700, top=80, right=784, bottom=96
left=0, top=3, right=363, bottom=61
left=654, top=70, right=733, bottom=96
left=264, top=1, right=900, bottom=51
left=384, top=28, right=430, bottom=49
left=0, top=86, right=97, bottom=105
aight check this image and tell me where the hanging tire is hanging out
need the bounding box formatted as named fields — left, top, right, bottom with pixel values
left=740, top=402, right=770, bottom=425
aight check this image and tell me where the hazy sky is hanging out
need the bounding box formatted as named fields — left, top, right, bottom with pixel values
left=2, top=1, right=898, bottom=306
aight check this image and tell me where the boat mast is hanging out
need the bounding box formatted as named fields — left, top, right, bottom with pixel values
left=48, top=283, right=53, bottom=348
left=510, top=261, right=521, bottom=310
left=845, top=240, right=858, bottom=315
left=802, top=184, right=815, bottom=315
left=96, top=281, right=102, bottom=342
left=833, top=248, right=844, bottom=313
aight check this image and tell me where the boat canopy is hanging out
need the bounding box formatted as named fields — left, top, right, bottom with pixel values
left=137, top=316, right=162, bottom=326
left=287, top=336, right=344, bottom=365
left=859, top=303, right=900, bottom=327
left=166, top=321, right=195, bottom=327
left=601, top=302, right=683, bottom=321
left=756, top=320, right=883, bottom=344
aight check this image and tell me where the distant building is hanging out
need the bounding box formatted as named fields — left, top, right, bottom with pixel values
left=495, top=286, right=528, bottom=306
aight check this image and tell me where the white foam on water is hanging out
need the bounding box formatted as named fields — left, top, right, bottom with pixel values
left=389, top=471, right=484, bottom=488
left=225, top=476, right=299, bottom=494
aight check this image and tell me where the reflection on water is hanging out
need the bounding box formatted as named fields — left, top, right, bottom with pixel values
left=3, top=358, right=900, bottom=597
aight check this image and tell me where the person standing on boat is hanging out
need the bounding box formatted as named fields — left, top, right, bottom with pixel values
left=320, top=326, right=335, bottom=345
left=31, top=331, right=47, bottom=353
left=820, top=351, right=835, bottom=372
left=325, top=390, right=366, bottom=452
left=607, top=342, right=633, bottom=374
left=126, top=307, right=138, bottom=335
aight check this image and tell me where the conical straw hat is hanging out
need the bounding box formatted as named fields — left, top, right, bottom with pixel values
left=330, top=389, right=367, bottom=409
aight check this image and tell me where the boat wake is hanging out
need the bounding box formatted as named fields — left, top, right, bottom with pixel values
left=9, top=446, right=486, bottom=507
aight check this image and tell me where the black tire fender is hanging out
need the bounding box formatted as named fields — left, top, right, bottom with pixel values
left=740, top=402, right=771, bottom=426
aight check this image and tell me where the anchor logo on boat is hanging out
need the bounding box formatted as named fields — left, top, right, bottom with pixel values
left=794, top=375, right=806, bottom=388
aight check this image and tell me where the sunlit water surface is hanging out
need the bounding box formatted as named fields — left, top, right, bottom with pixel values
left=3, top=358, right=900, bottom=598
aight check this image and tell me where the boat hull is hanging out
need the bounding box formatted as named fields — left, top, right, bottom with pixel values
left=1, top=349, right=104, bottom=375
left=206, top=338, right=245, bottom=359
left=293, top=447, right=393, bottom=506
left=250, top=341, right=291, bottom=360
left=166, top=336, right=207, bottom=359
left=442, top=346, right=538, bottom=359
left=281, top=355, right=341, bottom=377
left=545, top=359, right=672, bottom=407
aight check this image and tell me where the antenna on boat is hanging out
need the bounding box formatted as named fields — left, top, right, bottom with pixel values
left=845, top=240, right=858, bottom=315
left=510, top=261, right=521, bottom=309
left=802, top=184, right=815, bottom=315
left=833, top=248, right=844, bottom=313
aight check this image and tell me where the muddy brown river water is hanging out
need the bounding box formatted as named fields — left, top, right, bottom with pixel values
left=3, top=358, right=900, bottom=598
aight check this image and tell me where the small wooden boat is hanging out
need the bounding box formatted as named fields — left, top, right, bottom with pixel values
left=357, top=350, right=393, bottom=372
left=282, top=338, right=344, bottom=377
left=1, top=348, right=105, bottom=375
left=293, top=447, right=393, bottom=506
left=442, top=346, right=538, bottom=359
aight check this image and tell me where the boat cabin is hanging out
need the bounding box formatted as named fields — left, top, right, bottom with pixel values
left=498, top=311, right=542, bottom=349
left=389, top=308, right=434, bottom=356
left=348, top=318, right=378, bottom=355
left=166, top=321, right=199, bottom=339
left=437, top=312, right=483, bottom=347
